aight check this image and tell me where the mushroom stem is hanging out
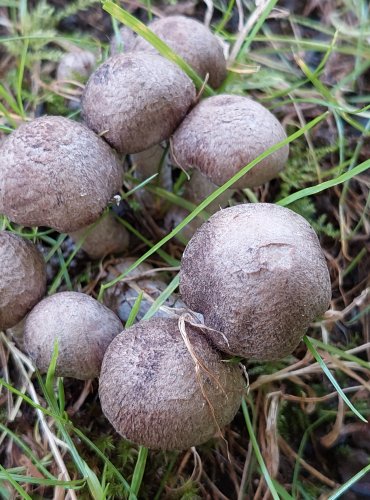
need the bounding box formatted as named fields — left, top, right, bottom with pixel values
left=165, top=170, right=233, bottom=242
left=69, top=212, right=129, bottom=260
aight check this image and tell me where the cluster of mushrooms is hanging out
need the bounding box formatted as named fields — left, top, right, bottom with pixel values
left=0, top=15, right=331, bottom=451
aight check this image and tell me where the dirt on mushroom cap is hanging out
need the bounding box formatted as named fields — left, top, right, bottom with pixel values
left=180, top=203, right=332, bottom=361
left=99, top=317, right=245, bottom=451
left=0, top=232, right=46, bottom=331
left=171, top=94, right=289, bottom=189
left=81, top=51, right=196, bottom=154
left=24, top=292, right=123, bottom=380
left=134, top=15, right=227, bottom=89
left=0, top=116, right=123, bottom=232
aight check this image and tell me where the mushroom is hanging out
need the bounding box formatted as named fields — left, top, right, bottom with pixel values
left=171, top=94, right=289, bottom=189
left=180, top=203, right=331, bottom=361
left=99, top=317, right=245, bottom=450
left=0, top=116, right=123, bottom=233
left=69, top=212, right=129, bottom=260
left=57, top=50, right=96, bottom=83
left=0, top=232, right=46, bottom=331
left=24, top=292, right=123, bottom=379
left=109, top=26, right=136, bottom=55
left=81, top=51, right=196, bottom=154
left=134, top=15, right=227, bottom=88
left=103, top=258, right=192, bottom=323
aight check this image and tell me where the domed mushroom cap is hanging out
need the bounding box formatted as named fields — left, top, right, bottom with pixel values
left=24, top=292, right=123, bottom=379
left=57, top=50, right=96, bottom=82
left=172, top=95, right=289, bottom=189
left=99, top=317, right=245, bottom=450
left=180, top=204, right=331, bottom=361
left=81, top=52, right=196, bottom=154
left=134, top=15, right=226, bottom=88
left=0, top=232, right=46, bottom=330
left=0, top=116, right=123, bottom=232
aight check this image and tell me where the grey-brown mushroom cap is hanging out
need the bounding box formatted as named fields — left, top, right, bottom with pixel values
left=81, top=52, right=196, bottom=154
left=0, top=232, right=46, bottom=331
left=57, top=50, right=96, bottom=82
left=180, top=204, right=332, bottom=361
left=134, top=15, right=226, bottom=89
left=0, top=116, right=123, bottom=233
left=171, top=95, right=289, bottom=189
left=99, top=317, right=245, bottom=451
left=24, top=292, right=123, bottom=380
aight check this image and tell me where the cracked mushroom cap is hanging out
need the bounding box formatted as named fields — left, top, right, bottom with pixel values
left=24, top=292, right=123, bottom=379
left=0, top=232, right=46, bottom=331
left=0, top=116, right=123, bottom=232
left=180, top=204, right=332, bottom=361
left=81, top=51, right=196, bottom=154
left=134, top=15, right=226, bottom=88
left=172, top=95, right=289, bottom=189
left=99, top=317, right=245, bottom=450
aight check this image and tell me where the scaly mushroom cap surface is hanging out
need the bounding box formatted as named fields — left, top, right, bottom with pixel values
left=99, top=317, right=245, bottom=450
left=81, top=52, right=196, bottom=154
left=180, top=204, right=331, bottom=361
left=172, top=95, right=289, bottom=189
left=134, top=15, right=226, bottom=88
left=0, top=116, right=123, bottom=232
left=24, top=292, right=123, bottom=379
left=0, top=232, right=46, bottom=330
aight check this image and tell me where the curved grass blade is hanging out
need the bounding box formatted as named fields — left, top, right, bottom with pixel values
left=329, top=463, right=370, bottom=500
left=0, top=465, right=32, bottom=500
left=303, top=336, right=367, bottom=423
left=101, top=0, right=214, bottom=96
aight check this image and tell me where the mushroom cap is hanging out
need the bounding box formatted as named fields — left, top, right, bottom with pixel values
left=134, top=15, right=226, bottom=89
left=110, top=26, right=137, bottom=55
left=0, top=232, right=46, bottom=330
left=57, top=50, right=96, bottom=82
left=171, top=95, right=289, bottom=189
left=180, top=204, right=331, bottom=361
left=24, top=292, right=123, bottom=379
left=99, top=317, right=245, bottom=450
left=0, top=116, right=123, bottom=232
left=81, top=52, right=196, bottom=154
left=69, top=212, right=129, bottom=260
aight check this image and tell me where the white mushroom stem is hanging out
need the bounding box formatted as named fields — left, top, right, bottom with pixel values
left=69, top=212, right=129, bottom=260
left=165, top=170, right=234, bottom=242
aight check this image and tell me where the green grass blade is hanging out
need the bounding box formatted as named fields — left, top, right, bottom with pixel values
left=303, top=336, right=367, bottom=423
left=278, top=158, right=370, bottom=207
left=129, top=446, right=148, bottom=500
left=125, top=292, right=143, bottom=328
left=143, top=274, right=180, bottom=320
left=101, top=0, right=214, bottom=95
left=0, top=465, right=32, bottom=500
left=241, top=398, right=280, bottom=500
left=329, top=463, right=370, bottom=500
left=45, top=340, right=59, bottom=397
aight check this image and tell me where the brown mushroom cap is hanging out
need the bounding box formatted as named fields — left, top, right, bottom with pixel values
left=57, top=50, right=96, bottom=82
left=24, top=292, right=123, bottom=379
left=99, top=317, right=245, bottom=450
left=134, top=15, right=226, bottom=88
left=0, top=232, right=46, bottom=330
left=171, top=95, right=289, bottom=189
left=180, top=204, right=331, bottom=361
left=81, top=52, right=196, bottom=154
left=0, top=116, right=123, bottom=232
